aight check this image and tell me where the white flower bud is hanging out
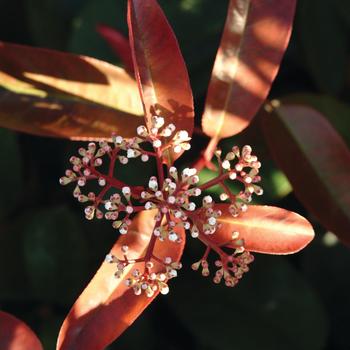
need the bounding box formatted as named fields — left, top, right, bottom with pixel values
left=141, top=154, right=149, bottom=162
left=168, top=232, right=178, bottom=241
left=222, top=160, right=231, bottom=170
left=153, top=139, right=162, bottom=148
left=137, top=125, right=148, bottom=137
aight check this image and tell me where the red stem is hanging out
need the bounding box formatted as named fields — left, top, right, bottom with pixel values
left=156, top=149, right=165, bottom=188
left=87, top=166, right=142, bottom=197
left=198, top=172, right=231, bottom=191
left=192, top=137, right=219, bottom=172
left=144, top=212, right=163, bottom=261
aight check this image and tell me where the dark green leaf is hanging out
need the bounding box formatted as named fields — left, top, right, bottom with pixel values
left=26, top=0, right=86, bottom=49
left=0, top=128, right=22, bottom=219
left=301, top=234, right=350, bottom=350
left=168, top=255, right=328, bottom=350
left=22, top=206, right=89, bottom=305
left=296, top=0, right=348, bottom=94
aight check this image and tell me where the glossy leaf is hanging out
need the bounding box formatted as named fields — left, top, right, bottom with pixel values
left=281, top=93, right=350, bottom=147
left=202, top=0, right=296, bottom=139
left=202, top=204, right=314, bottom=254
left=263, top=104, right=350, bottom=246
left=127, top=0, right=194, bottom=157
left=57, top=210, right=185, bottom=350
left=96, top=24, right=134, bottom=74
left=0, top=42, right=143, bottom=140
left=69, top=0, right=228, bottom=99
left=0, top=311, right=43, bottom=350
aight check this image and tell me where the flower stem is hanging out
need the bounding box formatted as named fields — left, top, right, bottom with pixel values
left=198, top=172, right=231, bottom=191
left=156, top=149, right=165, bottom=188
left=192, top=136, right=219, bottom=172
left=145, top=213, right=163, bottom=261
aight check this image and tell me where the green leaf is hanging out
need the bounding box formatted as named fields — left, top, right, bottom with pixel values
left=0, top=219, right=31, bottom=300
left=25, top=0, right=86, bottom=49
left=109, top=311, right=156, bottom=350
left=296, top=0, right=348, bottom=94
left=69, top=0, right=127, bottom=63
left=168, top=255, right=328, bottom=350
left=334, top=0, right=350, bottom=28
left=301, top=234, right=350, bottom=350
left=21, top=206, right=89, bottom=305
left=0, top=128, right=22, bottom=219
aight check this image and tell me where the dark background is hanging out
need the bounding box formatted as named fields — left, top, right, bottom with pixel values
left=0, top=0, right=350, bottom=349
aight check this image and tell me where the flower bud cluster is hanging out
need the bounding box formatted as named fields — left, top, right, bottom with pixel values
left=142, top=167, right=203, bottom=241
left=139, top=115, right=191, bottom=155
left=105, top=248, right=182, bottom=297
left=217, top=145, right=263, bottom=217
left=191, top=231, right=254, bottom=287
left=60, top=119, right=264, bottom=293
left=60, top=139, right=136, bottom=233
left=200, top=195, right=222, bottom=235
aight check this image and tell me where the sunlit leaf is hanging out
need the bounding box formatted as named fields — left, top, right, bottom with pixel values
left=0, top=311, right=43, bottom=350
left=263, top=104, right=350, bottom=246
left=96, top=24, right=134, bottom=74
left=0, top=42, right=143, bottom=140
left=69, top=0, right=228, bottom=99
left=198, top=204, right=314, bottom=254
left=127, top=0, right=194, bottom=163
left=202, top=0, right=296, bottom=139
left=57, top=210, right=185, bottom=350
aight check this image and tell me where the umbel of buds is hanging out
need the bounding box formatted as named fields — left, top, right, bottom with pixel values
left=60, top=116, right=263, bottom=296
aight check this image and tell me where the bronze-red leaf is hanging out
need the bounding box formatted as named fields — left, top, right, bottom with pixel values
left=57, top=210, right=185, bottom=350
left=202, top=0, right=296, bottom=139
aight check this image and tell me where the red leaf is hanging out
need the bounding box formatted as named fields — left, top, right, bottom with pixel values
left=202, top=0, right=296, bottom=139
left=0, top=311, right=43, bottom=350
left=262, top=103, right=350, bottom=246
left=96, top=24, right=134, bottom=75
left=57, top=210, right=185, bottom=350
left=127, top=0, right=194, bottom=162
left=0, top=42, right=143, bottom=140
left=206, top=204, right=314, bottom=254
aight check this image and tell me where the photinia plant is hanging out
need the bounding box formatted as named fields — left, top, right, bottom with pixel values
left=55, top=1, right=313, bottom=348
left=0, top=0, right=320, bottom=349
left=0, top=311, right=43, bottom=350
